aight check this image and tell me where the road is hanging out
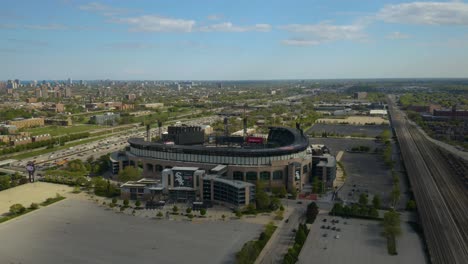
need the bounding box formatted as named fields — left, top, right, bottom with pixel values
left=257, top=199, right=314, bottom=264
left=6, top=115, right=221, bottom=176
left=387, top=95, right=468, bottom=264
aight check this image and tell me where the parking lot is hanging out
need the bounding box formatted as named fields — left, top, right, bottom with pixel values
left=309, top=138, right=381, bottom=156
left=0, top=198, right=262, bottom=264
left=338, top=153, right=393, bottom=207
left=307, top=124, right=387, bottom=138
left=298, top=213, right=426, bottom=264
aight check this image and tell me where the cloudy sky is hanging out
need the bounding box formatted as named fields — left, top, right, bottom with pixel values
left=1, top=0, right=468, bottom=80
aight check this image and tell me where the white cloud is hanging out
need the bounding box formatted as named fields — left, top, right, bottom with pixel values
left=377, top=2, right=468, bottom=25
left=79, top=2, right=130, bottom=16
left=207, top=14, right=223, bottom=21
left=279, top=21, right=367, bottom=45
left=281, top=39, right=321, bottom=46
left=24, top=24, right=68, bottom=30
left=198, top=22, right=271, bottom=32
left=386, top=31, right=410, bottom=39
left=112, top=15, right=195, bottom=32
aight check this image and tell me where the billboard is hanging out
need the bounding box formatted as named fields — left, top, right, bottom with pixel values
left=173, top=170, right=194, bottom=188
left=246, top=136, right=264, bottom=144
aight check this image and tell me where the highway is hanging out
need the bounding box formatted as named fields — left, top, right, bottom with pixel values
left=6, top=115, right=221, bottom=175
left=387, top=96, right=468, bottom=264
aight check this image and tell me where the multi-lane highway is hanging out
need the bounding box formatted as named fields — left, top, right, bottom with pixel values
left=388, top=96, right=468, bottom=264
left=8, top=115, right=221, bottom=175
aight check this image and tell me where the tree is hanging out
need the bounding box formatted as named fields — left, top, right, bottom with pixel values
left=383, top=210, right=401, bottom=238
left=331, top=203, right=344, bottom=216
left=29, top=203, right=39, bottom=210
left=186, top=207, right=192, bottom=214
left=0, top=176, right=11, bottom=190
left=295, top=228, right=307, bottom=245
left=200, top=208, right=207, bottom=216
left=157, top=211, right=163, bottom=218
left=359, top=193, right=368, bottom=206
left=67, top=159, right=87, bottom=172
left=290, top=188, right=297, bottom=199
left=306, top=202, right=319, bottom=223
left=117, top=166, right=141, bottom=182
left=112, top=198, right=117, bottom=204
left=9, top=203, right=26, bottom=215
left=369, top=207, right=379, bottom=218
left=222, top=214, right=226, bottom=220
left=372, top=195, right=382, bottom=209
left=135, top=200, right=141, bottom=207
left=391, top=186, right=401, bottom=207
left=172, top=205, right=178, bottom=213
left=123, top=199, right=129, bottom=207
left=406, top=200, right=417, bottom=211
left=255, top=181, right=270, bottom=211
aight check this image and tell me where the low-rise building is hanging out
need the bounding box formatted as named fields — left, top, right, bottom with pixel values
left=312, top=154, right=336, bottom=189
left=140, top=103, right=164, bottom=109
left=90, top=112, right=120, bottom=125
left=119, top=167, right=256, bottom=207
left=7, top=117, right=45, bottom=129
left=32, top=134, right=51, bottom=143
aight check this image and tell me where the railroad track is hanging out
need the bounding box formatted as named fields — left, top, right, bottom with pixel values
left=387, top=97, right=468, bottom=264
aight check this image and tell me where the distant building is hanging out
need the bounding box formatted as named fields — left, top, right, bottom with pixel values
left=47, top=103, right=65, bottom=113
left=7, top=117, right=45, bottom=129
left=140, top=103, right=164, bottom=109
left=6, top=80, right=17, bottom=89
left=41, top=86, right=49, bottom=99
left=354, top=92, right=367, bottom=100
left=11, top=137, right=32, bottom=146
left=433, top=106, right=468, bottom=120
left=407, top=104, right=441, bottom=114
left=0, top=124, right=17, bottom=134
left=125, top=94, right=136, bottom=101
left=45, top=118, right=72, bottom=126
left=26, top=98, right=38, bottom=103
left=67, top=78, right=72, bottom=85
left=90, top=112, right=120, bottom=125
left=369, top=109, right=388, bottom=116
left=64, top=87, right=72, bottom=98
left=32, top=134, right=51, bottom=143
left=35, top=88, right=42, bottom=98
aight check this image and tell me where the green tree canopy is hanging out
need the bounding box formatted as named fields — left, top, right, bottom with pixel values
left=372, top=195, right=382, bottom=209
left=117, top=166, right=141, bottom=182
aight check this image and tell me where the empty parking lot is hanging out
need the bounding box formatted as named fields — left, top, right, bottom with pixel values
left=298, top=213, right=426, bottom=264
left=0, top=198, right=262, bottom=264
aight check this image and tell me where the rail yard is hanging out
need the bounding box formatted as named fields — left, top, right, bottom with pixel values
left=388, top=96, right=468, bottom=264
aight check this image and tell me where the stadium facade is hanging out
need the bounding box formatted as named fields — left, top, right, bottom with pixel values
left=112, top=126, right=312, bottom=193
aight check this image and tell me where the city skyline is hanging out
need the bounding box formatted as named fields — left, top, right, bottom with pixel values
left=1, top=0, right=468, bottom=80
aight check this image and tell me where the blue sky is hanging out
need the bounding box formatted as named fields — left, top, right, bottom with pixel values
left=1, top=0, right=468, bottom=80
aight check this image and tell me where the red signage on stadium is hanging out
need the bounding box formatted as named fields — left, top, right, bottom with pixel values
left=246, top=137, right=264, bottom=144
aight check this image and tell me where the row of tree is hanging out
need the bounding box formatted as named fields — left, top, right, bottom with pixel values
left=283, top=223, right=309, bottom=264
left=331, top=194, right=382, bottom=219
left=236, top=222, right=276, bottom=264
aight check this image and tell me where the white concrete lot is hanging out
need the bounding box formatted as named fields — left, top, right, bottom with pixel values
left=0, top=182, right=73, bottom=215
left=0, top=198, right=262, bottom=264
left=298, top=213, right=427, bottom=264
